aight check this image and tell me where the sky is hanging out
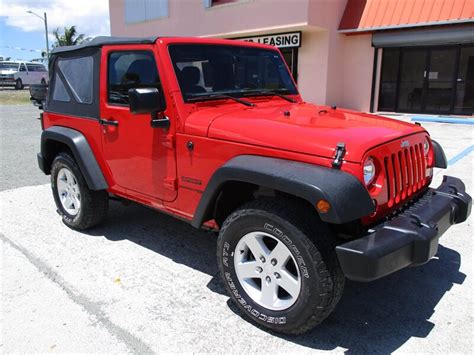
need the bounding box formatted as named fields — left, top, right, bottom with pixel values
left=0, top=0, right=110, bottom=61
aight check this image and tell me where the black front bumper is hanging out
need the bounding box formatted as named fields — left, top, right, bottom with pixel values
left=336, top=176, right=471, bottom=282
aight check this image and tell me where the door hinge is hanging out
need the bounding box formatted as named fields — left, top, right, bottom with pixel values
left=164, top=178, right=177, bottom=191
left=332, top=142, right=346, bottom=169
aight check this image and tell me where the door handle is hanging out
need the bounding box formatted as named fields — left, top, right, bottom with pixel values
left=99, top=118, right=119, bottom=126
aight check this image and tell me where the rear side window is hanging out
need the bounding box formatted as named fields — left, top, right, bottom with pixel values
left=57, top=57, right=93, bottom=104
left=107, top=51, right=161, bottom=105
left=32, top=64, right=47, bottom=72
left=52, top=72, right=71, bottom=102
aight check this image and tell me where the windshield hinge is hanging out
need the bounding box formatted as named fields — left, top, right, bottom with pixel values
left=332, top=142, right=346, bottom=169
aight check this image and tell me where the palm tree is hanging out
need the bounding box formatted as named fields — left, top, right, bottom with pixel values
left=53, top=26, right=87, bottom=47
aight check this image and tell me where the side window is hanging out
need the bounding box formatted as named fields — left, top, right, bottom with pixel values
left=57, top=57, right=94, bottom=104
left=20, top=63, right=27, bottom=72
left=27, top=64, right=36, bottom=72
left=108, top=51, right=161, bottom=105
left=33, top=64, right=46, bottom=72
left=52, top=73, right=71, bottom=102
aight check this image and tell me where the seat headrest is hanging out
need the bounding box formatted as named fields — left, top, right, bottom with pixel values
left=181, top=66, right=201, bottom=86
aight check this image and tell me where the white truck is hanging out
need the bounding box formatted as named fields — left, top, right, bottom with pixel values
left=0, top=61, right=48, bottom=90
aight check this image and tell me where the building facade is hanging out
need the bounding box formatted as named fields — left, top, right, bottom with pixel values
left=109, top=0, right=474, bottom=115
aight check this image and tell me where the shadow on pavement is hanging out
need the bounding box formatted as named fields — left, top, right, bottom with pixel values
left=86, top=201, right=465, bottom=353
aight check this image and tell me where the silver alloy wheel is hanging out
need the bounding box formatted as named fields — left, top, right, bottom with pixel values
left=234, top=231, right=301, bottom=311
left=57, top=168, right=81, bottom=216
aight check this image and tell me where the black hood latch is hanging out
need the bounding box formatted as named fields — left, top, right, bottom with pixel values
left=332, top=142, right=346, bottom=168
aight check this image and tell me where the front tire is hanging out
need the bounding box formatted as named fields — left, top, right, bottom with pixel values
left=14, top=79, right=23, bottom=90
left=51, top=152, right=108, bottom=230
left=217, top=198, right=344, bottom=334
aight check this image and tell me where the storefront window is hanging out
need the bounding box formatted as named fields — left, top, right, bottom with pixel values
left=397, top=49, right=427, bottom=112
left=378, top=49, right=399, bottom=111
left=378, top=45, right=473, bottom=115
left=454, top=46, right=474, bottom=114
left=424, top=48, right=457, bottom=113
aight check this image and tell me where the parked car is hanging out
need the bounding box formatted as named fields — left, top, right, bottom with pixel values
left=0, top=61, right=48, bottom=89
left=33, top=36, right=471, bottom=335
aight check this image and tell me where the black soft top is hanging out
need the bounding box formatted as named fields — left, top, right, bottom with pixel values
left=51, top=36, right=159, bottom=54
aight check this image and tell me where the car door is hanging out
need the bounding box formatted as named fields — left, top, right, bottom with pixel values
left=37, top=64, right=48, bottom=83
left=26, top=64, right=36, bottom=84
left=100, top=45, right=177, bottom=202
left=28, top=64, right=41, bottom=84
left=18, top=63, right=28, bottom=83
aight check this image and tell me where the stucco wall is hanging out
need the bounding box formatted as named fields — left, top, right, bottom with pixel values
left=341, top=34, right=374, bottom=112
left=296, top=28, right=329, bottom=105
left=110, top=0, right=311, bottom=37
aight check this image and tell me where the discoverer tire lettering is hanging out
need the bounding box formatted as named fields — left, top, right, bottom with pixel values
left=217, top=198, right=345, bottom=334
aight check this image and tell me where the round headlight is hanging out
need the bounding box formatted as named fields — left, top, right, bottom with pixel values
left=363, top=156, right=376, bottom=186
left=423, top=138, right=430, bottom=156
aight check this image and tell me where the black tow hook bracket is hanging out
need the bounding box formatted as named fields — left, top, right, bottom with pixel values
left=409, top=213, right=433, bottom=229
left=332, top=142, right=346, bottom=168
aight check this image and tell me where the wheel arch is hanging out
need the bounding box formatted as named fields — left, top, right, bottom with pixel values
left=432, top=139, right=448, bottom=169
left=39, top=126, right=108, bottom=190
left=191, top=155, right=375, bottom=228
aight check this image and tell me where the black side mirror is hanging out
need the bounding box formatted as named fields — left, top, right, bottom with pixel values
left=128, top=87, right=165, bottom=114
left=128, top=87, right=169, bottom=129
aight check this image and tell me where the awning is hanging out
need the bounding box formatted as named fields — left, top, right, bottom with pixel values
left=372, top=25, right=474, bottom=47
left=339, top=0, right=474, bottom=33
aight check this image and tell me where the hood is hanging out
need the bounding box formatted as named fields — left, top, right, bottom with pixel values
left=184, top=101, right=426, bottom=162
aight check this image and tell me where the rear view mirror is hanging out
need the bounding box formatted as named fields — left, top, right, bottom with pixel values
left=128, top=87, right=165, bottom=114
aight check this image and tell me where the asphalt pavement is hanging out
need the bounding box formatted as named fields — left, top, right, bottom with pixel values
left=0, top=104, right=49, bottom=190
left=1, top=104, right=473, bottom=353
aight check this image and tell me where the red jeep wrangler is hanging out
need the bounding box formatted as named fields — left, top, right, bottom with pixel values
left=33, top=36, right=471, bottom=334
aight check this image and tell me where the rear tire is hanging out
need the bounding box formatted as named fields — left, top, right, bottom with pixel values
left=217, top=198, right=344, bottom=335
left=14, top=79, right=23, bottom=90
left=40, top=78, right=46, bottom=85
left=51, top=152, right=108, bottom=230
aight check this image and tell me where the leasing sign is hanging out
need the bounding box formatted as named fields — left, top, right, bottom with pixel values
left=237, top=32, right=301, bottom=49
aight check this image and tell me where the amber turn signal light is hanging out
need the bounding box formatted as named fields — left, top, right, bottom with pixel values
left=316, top=199, right=330, bottom=213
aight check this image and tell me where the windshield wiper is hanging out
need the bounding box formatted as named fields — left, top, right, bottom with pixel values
left=243, top=89, right=296, bottom=103
left=187, top=93, right=255, bottom=107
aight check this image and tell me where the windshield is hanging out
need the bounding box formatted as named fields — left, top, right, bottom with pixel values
left=169, top=44, right=298, bottom=102
left=0, top=63, right=19, bottom=71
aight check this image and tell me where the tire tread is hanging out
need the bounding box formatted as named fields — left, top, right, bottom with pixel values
left=218, top=197, right=345, bottom=335
left=51, top=152, right=108, bottom=230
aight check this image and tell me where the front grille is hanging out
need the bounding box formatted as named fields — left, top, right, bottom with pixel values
left=384, top=142, right=426, bottom=207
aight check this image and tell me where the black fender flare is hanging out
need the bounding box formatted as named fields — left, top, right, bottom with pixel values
left=191, top=155, right=375, bottom=227
left=431, top=139, right=448, bottom=169
left=39, top=126, right=108, bottom=190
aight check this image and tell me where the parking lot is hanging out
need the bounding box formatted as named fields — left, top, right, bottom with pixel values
left=1, top=104, right=473, bottom=353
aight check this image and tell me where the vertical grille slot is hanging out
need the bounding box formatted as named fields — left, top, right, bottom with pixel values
left=383, top=141, right=428, bottom=208
left=415, top=144, right=423, bottom=189
left=384, top=156, right=394, bottom=207
left=392, top=153, right=401, bottom=203
left=399, top=151, right=407, bottom=199
left=405, top=149, right=413, bottom=196
left=419, top=143, right=426, bottom=185
left=410, top=146, right=418, bottom=192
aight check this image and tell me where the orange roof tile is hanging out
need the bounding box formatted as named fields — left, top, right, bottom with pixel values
left=339, top=0, right=474, bottom=32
